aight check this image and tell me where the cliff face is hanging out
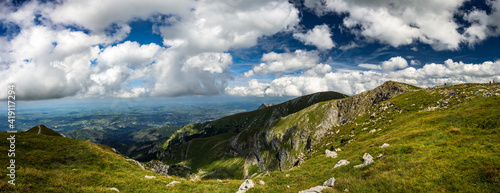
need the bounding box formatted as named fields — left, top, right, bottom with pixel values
left=157, top=81, right=419, bottom=178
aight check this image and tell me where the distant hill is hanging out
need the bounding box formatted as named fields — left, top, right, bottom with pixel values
left=25, top=125, right=64, bottom=137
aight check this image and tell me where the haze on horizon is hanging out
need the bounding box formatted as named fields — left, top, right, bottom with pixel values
left=1, top=0, right=500, bottom=101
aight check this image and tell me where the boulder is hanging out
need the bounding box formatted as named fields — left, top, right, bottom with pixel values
left=325, top=149, right=338, bottom=158
left=298, top=185, right=327, bottom=193
left=236, top=179, right=254, bottom=193
left=334, top=160, right=350, bottom=168
left=354, top=153, right=374, bottom=168
left=323, top=177, right=335, bottom=187
left=166, top=181, right=180, bottom=187
left=380, top=143, right=390, bottom=148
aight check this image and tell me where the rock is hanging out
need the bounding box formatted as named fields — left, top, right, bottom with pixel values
left=146, top=160, right=169, bottom=175
left=166, top=181, right=181, bottom=187
left=285, top=174, right=290, bottom=177
left=369, top=129, right=377, bottom=134
left=287, top=185, right=290, bottom=188
left=369, top=144, right=374, bottom=147
left=236, top=179, right=254, bottom=193
left=298, top=185, right=327, bottom=193
left=344, top=188, right=350, bottom=192
left=354, top=153, right=374, bottom=168
left=362, top=127, right=368, bottom=131
left=109, top=187, right=119, bottom=192
left=377, top=154, right=385, bottom=159
left=217, top=179, right=223, bottom=182
left=334, top=160, right=350, bottom=168
left=335, top=148, right=342, bottom=152
left=325, top=149, right=338, bottom=158
left=145, top=175, right=156, bottom=179
left=380, top=143, right=390, bottom=148
left=323, top=177, right=335, bottom=187
left=258, top=180, right=265, bottom=185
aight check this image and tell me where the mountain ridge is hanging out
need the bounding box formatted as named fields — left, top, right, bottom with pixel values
left=157, top=81, right=420, bottom=178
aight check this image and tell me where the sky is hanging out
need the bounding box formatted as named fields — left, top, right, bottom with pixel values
left=1, top=0, right=500, bottom=100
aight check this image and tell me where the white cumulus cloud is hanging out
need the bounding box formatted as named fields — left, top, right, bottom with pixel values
left=244, top=50, right=320, bottom=77
left=227, top=59, right=500, bottom=97
left=381, top=56, right=408, bottom=71
left=304, top=0, right=472, bottom=50
left=293, top=24, right=335, bottom=50
left=0, top=0, right=300, bottom=99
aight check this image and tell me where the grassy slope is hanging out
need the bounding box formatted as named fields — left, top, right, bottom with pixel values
left=246, top=83, right=500, bottom=192
left=0, top=83, right=498, bottom=192
left=0, top=132, right=242, bottom=192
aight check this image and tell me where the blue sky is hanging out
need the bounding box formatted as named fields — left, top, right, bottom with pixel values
left=1, top=0, right=500, bottom=100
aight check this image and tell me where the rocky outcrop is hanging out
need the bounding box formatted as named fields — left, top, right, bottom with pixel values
left=144, top=160, right=169, bottom=175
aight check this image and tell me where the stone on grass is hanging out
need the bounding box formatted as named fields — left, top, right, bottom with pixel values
left=334, top=160, right=350, bottom=168
left=258, top=180, right=265, bottom=185
left=377, top=154, right=385, bottom=159
left=166, top=181, right=180, bottom=187
left=145, top=175, right=156, bottom=179
left=344, top=188, right=350, bottom=192
left=109, top=187, right=119, bottom=192
left=380, top=143, right=390, bottom=148
left=354, top=153, right=374, bottom=168
left=298, top=185, right=327, bottom=193
left=323, top=177, right=335, bottom=187
left=236, top=179, right=254, bottom=193
left=325, top=149, right=338, bottom=158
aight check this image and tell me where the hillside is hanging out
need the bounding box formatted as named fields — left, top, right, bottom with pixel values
left=1, top=82, right=498, bottom=192
left=157, top=81, right=420, bottom=179
left=0, top=127, right=244, bottom=192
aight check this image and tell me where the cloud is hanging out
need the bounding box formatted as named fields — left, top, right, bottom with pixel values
left=0, top=0, right=300, bottom=99
left=463, top=0, right=500, bottom=46
left=410, top=60, right=421, bottom=66
left=358, top=64, right=381, bottom=70
left=381, top=56, right=408, bottom=71
left=244, top=50, right=320, bottom=77
left=293, top=24, right=335, bottom=50
left=304, top=0, right=471, bottom=50
left=227, top=59, right=500, bottom=96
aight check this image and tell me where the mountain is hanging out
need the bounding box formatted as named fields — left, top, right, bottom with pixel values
left=157, top=82, right=416, bottom=178
left=1, top=81, right=498, bottom=192
left=25, top=125, right=64, bottom=137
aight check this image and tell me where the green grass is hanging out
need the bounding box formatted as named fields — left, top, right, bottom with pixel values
left=245, top=83, right=500, bottom=192
left=0, top=82, right=498, bottom=192
left=0, top=132, right=243, bottom=192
